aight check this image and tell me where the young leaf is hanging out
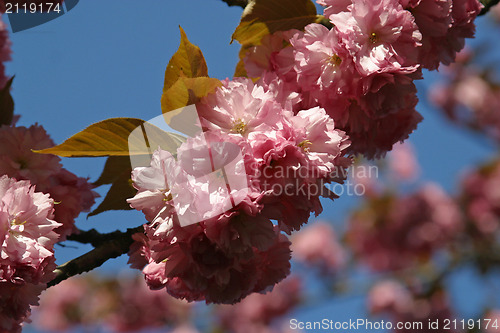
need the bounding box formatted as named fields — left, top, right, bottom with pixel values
left=0, top=77, right=15, bottom=126
left=88, top=169, right=136, bottom=217
left=163, top=27, right=209, bottom=92
left=35, top=118, right=185, bottom=157
left=234, top=45, right=251, bottom=78
left=93, top=156, right=132, bottom=187
left=161, top=77, right=222, bottom=114
left=231, top=0, right=318, bottom=47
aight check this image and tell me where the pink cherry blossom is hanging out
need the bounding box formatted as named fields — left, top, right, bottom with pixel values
left=32, top=278, right=92, bottom=331
left=430, top=68, right=500, bottom=142
left=291, top=221, right=346, bottom=273
left=0, top=124, right=97, bottom=239
left=197, top=78, right=286, bottom=136
left=404, top=0, right=482, bottom=69
left=0, top=15, right=11, bottom=89
left=289, top=23, right=357, bottom=96
left=243, top=30, right=298, bottom=79
left=329, top=0, right=422, bottom=76
left=33, top=274, right=192, bottom=332
left=217, top=276, right=301, bottom=333
left=368, top=280, right=413, bottom=315
left=37, top=169, right=98, bottom=240
left=318, top=0, right=353, bottom=17
left=288, top=107, right=350, bottom=175
left=461, top=161, right=500, bottom=236
left=348, top=183, right=462, bottom=271
left=388, top=141, right=420, bottom=181
left=0, top=175, right=61, bottom=285
left=248, top=107, right=350, bottom=233
left=368, top=280, right=459, bottom=333
left=0, top=281, right=45, bottom=333
left=105, top=276, right=191, bottom=332
left=0, top=176, right=61, bottom=333
left=341, top=76, right=422, bottom=158
left=0, top=125, right=62, bottom=185
left=135, top=218, right=291, bottom=304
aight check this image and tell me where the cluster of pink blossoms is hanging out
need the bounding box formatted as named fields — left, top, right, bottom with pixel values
left=244, top=0, right=482, bottom=158
left=460, top=160, right=500, bottom=237
left=0, top=14, right=10, bottom=89
left=291, top=221, right=346, bottom=274
left=127, top=0, right=484, bottom=303
left=0, top=124, right=97, bottom=239
left=33, top=275, right=192, bottom=332
left=431, top=49, right=500, bottom=143
left=127, top=77, right=351, bottom=303
left=217, top=276, right=301, bottom=333
left=347, top=183, right=462, bottom=271
left=368, top=280, right=459, bottom=333
left=0, top=175, right=61, bottom=332
left=0, top=122, right=97, bottom=331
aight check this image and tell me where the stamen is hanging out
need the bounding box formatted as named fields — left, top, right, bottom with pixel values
left=329, top=54, right=342, bottom=66
left=231, top=119, right=247, bottom=135
left=298, top=139, right=312, bottom=152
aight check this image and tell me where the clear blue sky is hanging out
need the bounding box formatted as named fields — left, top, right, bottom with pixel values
left=4, top=1, right=499, bottom=332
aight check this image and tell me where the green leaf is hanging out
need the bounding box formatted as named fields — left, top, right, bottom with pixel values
left=35, top=118, right=185, bottom=157
left=231, top=0, right=318, bottom=47
left=0, top=77, right=15, bottom=126
left=163, top=27, right=209, bottom=92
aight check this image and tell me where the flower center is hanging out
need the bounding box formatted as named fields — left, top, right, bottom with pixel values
left=328, top=54, right=342, bottom=66
left=10, top=217, right=27, bottom=226
left=369, top=32, right=379, bottom=44
left=231, top=119, right=247, bottom=135
left=298, top=139, right=312, bottom=152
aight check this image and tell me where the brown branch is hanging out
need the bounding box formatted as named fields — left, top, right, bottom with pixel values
left=219, top=0, right=248, bottom=9
left=48, top=226, right=144, bottom=288
left=66, top=228, right=135, bottom=248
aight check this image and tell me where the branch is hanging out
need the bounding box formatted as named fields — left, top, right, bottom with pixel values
left=48, top=226, right=144, bottom=288
left=219, top=0, right=248, bottom=9
left=479, top=0, right=499, bottom=15
left=67, top=228, right=135, bottom=248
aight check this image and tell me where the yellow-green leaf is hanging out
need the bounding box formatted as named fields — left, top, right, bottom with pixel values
left=35, top=118, right=185, bottom=157
left=161, top=77, right=222, bottom=114
left=231, top=0, right=318, bottom=47
left=234, top=45, right=251, bottom=78
left=163, top=27, right=209, bottom=92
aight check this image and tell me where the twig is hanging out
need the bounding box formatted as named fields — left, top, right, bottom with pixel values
left=48, top=226, right=144, bottom=288
left=67, top=228, right=134, bottom=248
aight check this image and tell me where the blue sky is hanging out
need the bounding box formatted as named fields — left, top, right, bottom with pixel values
left=4, top=1, right=500, bottom=332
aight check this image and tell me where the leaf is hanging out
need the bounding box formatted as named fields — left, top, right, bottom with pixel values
left=234, top=45, right=251, bottom=78
left=93, top=156, right=132, bottom=186
left=163, top=27, right=209, bottom=92
left=88, top=169, right=136, bottom=217
left=161, top=77, right=221, bottom=114
left=0, top=77, right=15, bottom=126
left=35, top=118, right=185, bottom=157
left=231, top=0, right=318, bottom=47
